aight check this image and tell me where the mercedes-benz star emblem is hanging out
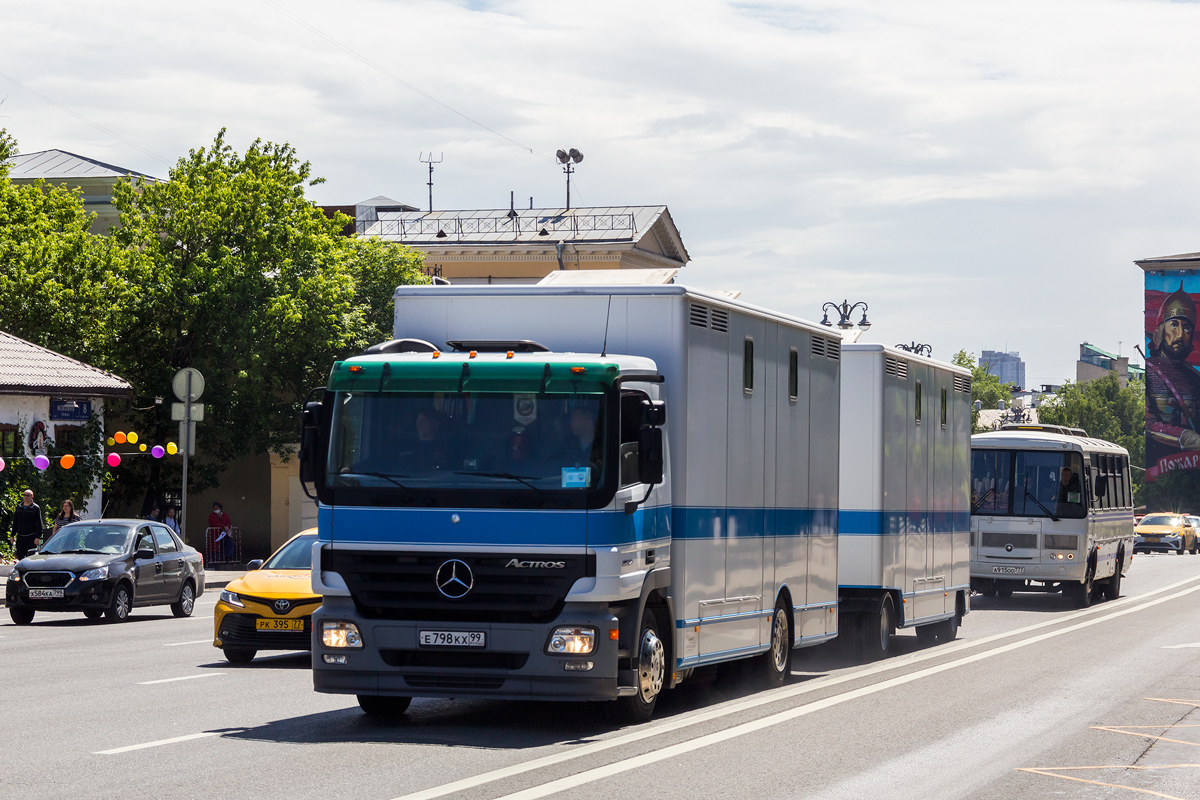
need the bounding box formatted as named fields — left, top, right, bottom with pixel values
left=273, top=599, right=291, bottom=613
left=435, top=559, right=474, bottom=599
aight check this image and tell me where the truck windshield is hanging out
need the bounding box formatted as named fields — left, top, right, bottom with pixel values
left=971, top=449, right=1086, bottom=519
left=326, top=391, right=608, bottom=498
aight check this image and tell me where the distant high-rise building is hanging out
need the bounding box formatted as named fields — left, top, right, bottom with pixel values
left=979, top=350, right=1026, bottom=389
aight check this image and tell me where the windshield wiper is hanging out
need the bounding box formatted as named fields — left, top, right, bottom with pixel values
left=971, top=488, right=996, bottom=514
left=57, top=549, right=104, bottom=554
left=357, top=472, right=411, bottom=490
left=1021, top=476, right=1059, bottom=522
left=453, top=471, right=543, bottom=492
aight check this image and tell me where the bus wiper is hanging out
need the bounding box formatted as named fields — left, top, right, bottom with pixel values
left=1021, top=477, right=1059, bottom=522
left=971, top=488, right=996, bottom=514
left=358, top=472, right=411, bottom=490
left=453, top=471, right=543, bottom=492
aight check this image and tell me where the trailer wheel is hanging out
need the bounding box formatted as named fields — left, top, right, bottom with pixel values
left=858, top=595, right=894, bottom=660
left=615, top=608, right=665, bottom=723
left=754, top=600, right=792, bottom=689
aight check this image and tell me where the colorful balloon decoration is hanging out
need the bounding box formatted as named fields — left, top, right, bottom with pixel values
left=139, top=443, right=146, bottom=451
left=152, top=445, right=165, bottom=459
left=167, top=442, right=178, bottom=455
left=106, top=452, right=121, bottom=468
left=33, top=455, right=50, bottom=470
left=106, top=437, right=115, bottom=446
left=128, top=432, right=139, bottom=444
left=114, top=432, right=127, bottom=444
left=0, top=457, right=6, bottom=472
left=60, top=454, right=75, bottom=470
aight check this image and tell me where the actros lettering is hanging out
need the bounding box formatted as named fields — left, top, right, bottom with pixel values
left=505, top=558, right=566, bottom=569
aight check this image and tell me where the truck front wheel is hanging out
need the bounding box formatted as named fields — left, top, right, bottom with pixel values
left=357, top=695, right=412, bottom=718
left=616, top=609, right=665, bottom=724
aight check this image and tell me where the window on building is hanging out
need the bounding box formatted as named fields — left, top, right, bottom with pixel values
left=0, top=424, right=18, bottom=457
left=940, top=387, right=948, bottom=428
left=788, top=348, right=799, bottom=401
left=743, top=338, right=754, bottom=394
left=55, top=425, right=83, bottom=453
left=915, top=381, right=922, bottom=424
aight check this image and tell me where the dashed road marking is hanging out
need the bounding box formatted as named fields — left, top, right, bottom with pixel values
left=163, top=639, right=212, bottom=647
left=138, top=673, right=224, bottom=685
left=95, top=731, right=230, bottom=755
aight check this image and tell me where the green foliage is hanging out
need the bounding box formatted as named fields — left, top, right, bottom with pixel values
left=952, top=350, right=1015, bottom=433
left=1037, top=375, right=1147, bottom=499
left=0, top=417, right=109, bottom=536
left=343, top=237, right=428, bottom=347
left=1135, top=468, right=1200, bottom=513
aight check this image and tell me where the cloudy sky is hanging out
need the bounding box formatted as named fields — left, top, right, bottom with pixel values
left=6, top=0, right=1199, bottom=384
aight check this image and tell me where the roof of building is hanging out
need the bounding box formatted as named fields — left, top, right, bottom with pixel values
left=1135, top=252, right=1200, bottom=270
left=4, top=149, right=158, bottom=182
left=0, top=332, right=132, bottom=397
left=358, top=205, right=690, bottom=263
left=357, top=195, right=419, bottom=212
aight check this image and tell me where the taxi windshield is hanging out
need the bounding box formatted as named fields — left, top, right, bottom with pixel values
left=1140, top=514, right=1184, bottom=527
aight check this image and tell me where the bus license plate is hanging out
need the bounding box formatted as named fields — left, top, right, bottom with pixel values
left=420, top=631, right=486, bottom=647
left=991, top=566, right=1025, bottom=575
left=27, top=589, right=64, bottom=599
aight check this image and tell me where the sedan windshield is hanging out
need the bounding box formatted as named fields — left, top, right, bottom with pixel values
left=264, top=535, right=317, bottom=570
left=1140, top=514, right=1184, bottom=527
left=326, top=391, right=607, bottom=494
left=40, top=524, right=132, bottom=555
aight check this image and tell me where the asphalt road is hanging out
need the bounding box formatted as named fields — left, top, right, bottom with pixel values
left=4, top=554, right=1200, bottom=800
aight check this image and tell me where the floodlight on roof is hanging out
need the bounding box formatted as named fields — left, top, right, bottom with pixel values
left=557, top=147, right=584, bottom=209
left=568, top=148, right=583, bottom=163
left=556, top=149, right=570, bottom=164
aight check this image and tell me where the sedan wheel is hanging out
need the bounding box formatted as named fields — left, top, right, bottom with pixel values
left=171, top=582, right=195, bottom=618
left=106, top=583, right=132, bottom=622
left=83, top=609, right=104, bottom=621
left=9, top=606, right=34, bottom=625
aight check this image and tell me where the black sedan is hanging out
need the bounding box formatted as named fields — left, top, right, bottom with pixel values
left=5, top=519, right=205, bottom=624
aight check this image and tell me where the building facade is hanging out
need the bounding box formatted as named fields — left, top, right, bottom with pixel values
left=1076, top=342, right=1143, bottom=388
left=979, top=350, right=1026, bottom=389
left=4, top=149, right=158, bottom=235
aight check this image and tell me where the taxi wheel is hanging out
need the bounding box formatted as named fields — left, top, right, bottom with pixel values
left=357, top=695, right=412, bottom=718
left=171, top=581, right=196, bottom=618
left=224, top=647, right=257, bottom=664
left=9, top=607, right=34, bottom=625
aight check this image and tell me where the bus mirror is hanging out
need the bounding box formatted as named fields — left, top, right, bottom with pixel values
left=641, top=400, right=666, bottom=427
left=1094, top=474, right=1108, bottom=498
left=638, top=427, right=664, bottom=485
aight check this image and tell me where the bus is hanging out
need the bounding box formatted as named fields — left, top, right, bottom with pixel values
left=969, top=424, right=1134, bottom=607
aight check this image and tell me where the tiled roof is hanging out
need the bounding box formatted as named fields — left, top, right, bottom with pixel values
left=0, top=331, right=131, bottom=397
left=4, top=149, right=158, bottom=182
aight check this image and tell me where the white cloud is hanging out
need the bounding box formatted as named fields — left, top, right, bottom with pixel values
left=4, top=0, right=1199, bottom=380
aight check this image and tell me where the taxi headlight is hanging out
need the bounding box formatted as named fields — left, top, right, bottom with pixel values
left=219, top=590, right=244, bottom=608
left=546, top=627, right=596, bottom=655
left=79, top=565, right=110, bottom=581
left=322, top=621, right=363, bottom=648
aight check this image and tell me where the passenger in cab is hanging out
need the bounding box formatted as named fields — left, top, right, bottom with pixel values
left=559, top=406, right=598, bottom=467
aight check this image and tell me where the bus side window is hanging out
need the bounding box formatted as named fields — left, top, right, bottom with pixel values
left=1101, top=455, right=1113, bottom=510
left=1088, top=458, right=1101, bottom=510
left=1119, top=455, right=1131, bottom=508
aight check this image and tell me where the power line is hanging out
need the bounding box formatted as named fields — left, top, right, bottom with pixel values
left=0, top=70, right=171, bottom=167
left=260, top=0, right=552, bottom=162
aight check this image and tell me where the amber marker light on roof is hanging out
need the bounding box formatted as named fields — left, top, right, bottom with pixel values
left=432, top=351, right=440, bottom=359
left=348, top=365, right=365, bottom=373
left=571, top=367, right=586, bottom=374
left=469, top=351, right=477, bottom=358
left=506, top=351, right=514, bottom=359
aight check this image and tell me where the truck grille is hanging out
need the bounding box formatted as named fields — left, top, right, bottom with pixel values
left=404, top=674, right=506, bottom=690
left=981, top=532, right=1038, bottom=549
left=24, top=571, right=73, bottom=588
left=380, top=650, right=529, bottom=670
left=324, top=549, right=595, bottom=624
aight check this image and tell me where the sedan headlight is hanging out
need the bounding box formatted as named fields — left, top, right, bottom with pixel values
left=8, top=571, right=20, bottom=583
left=546, top=627, right=596, bottom=655
left=79, top=565, right=111, bottom=582
left=321, top=621, right=363, bottom=648
left=219, top=590, right=244, bottom=608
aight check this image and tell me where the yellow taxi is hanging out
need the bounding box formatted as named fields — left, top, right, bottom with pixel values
left=214, top=530, right=320, bottom=663
left=1133, top=513, right=1198, bottom=555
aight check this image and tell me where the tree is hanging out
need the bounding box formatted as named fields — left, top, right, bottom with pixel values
left=1037, top=374, right=1147, bottom=500
left=952, top=350, right=1015, bottom=433
left=101, top=131, right=427, bottom=508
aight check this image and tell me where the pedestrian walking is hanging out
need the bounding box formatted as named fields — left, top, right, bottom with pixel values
left=162, top=506, right=180, bottom=535
left=145, top=505, right=161, bottom=522
left=52, top=499, right=82, bottom=536
left=12, top=490, right=45, bottom=559
left=208, top=501, right=235, bottom=562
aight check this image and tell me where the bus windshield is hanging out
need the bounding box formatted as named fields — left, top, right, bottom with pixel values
left=971, top=449, right=1086, bottom=519
left=325, top=390, right=608, bottom=496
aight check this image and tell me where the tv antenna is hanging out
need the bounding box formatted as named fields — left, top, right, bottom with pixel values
left=419, top=152, right=442, bottom=212
left=556, top=148, right=584, bottom=210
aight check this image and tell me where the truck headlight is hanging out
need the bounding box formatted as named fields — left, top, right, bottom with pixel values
left=79, top=565, right=110, bottom=581
left=219, top=590, right=244, bottom=608
left=322, top=621, right=363, bottom=648
left=546, top=627, right=596, bottom=655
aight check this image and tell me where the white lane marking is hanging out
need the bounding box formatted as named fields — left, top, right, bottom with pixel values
left=1162, top=642, right=1200, bottom=649
left=163, top=639, right=213, bottom=647
left=138, top=673, right=224, bottom=685
left=390, top=573, right=1200, bottom=800
left=490, top=581, right=1200, bottom=800
left=95, top=731, right=225, bottom=755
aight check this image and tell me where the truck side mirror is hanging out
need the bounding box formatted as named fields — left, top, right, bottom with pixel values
left=641, top=399, right=666, bottom=427
left=299, top=398, right=324, bottom=490
left=638, top=427, right=664, bottom=486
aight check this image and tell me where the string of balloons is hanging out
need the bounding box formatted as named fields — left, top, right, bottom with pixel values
left=0, top=430, right=179, bottom=473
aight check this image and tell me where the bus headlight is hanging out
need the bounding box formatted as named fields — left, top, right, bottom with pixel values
left=546, top=627, right=596, bottom=655
left=322, top=621, right=363, bottom=648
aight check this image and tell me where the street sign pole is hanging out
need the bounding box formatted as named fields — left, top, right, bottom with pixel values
left=172, top=367, right=204, bottom=548
left=182, top=371, right=191, bottom=545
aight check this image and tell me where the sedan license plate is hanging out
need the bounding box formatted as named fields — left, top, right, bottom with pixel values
left=256, top=618, right=305, bottom=631
left=991, top=566, right=1025, bottom=575
left=420, top=630, right=486, bottom=647
left=27, top=589, right=64, bottom=599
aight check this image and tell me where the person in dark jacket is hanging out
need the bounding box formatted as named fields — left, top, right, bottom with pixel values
left=12, top=490, right=45, bottom=559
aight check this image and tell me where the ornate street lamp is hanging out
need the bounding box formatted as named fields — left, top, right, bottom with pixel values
left=895, top=342, right=932, bottom=356
left=820, top=300, right=870, bottom=331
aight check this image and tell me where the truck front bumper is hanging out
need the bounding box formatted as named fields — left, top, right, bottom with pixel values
left=312, top=598, right=623, bottom=702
